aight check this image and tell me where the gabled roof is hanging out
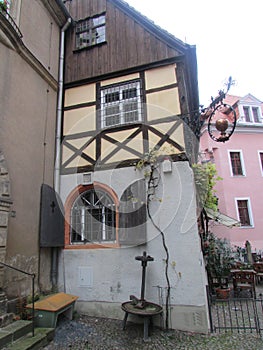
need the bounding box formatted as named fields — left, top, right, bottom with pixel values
left=225, top=93, right=263, bottom=106
left=110, top=0, right=194, bottom=54
left=239, top=93, right=262, bottom=104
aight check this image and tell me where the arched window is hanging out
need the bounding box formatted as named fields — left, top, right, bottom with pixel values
left=70, top=188, right=116, bottom=244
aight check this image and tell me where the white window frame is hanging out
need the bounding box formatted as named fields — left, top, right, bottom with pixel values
left=258, top=151, right=263, bottom=176
left=100, top=80, right=142, bottom=129
left=70, top=188, right=116, bottom=244
left=235, top=197, right=254, bottom=228
left=238, top=104, right=262, bottom=124
left=228, top=150, right=246, bottom=177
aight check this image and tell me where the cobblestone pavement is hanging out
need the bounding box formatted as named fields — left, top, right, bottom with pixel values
left=42, top=314, right=263, bottom=350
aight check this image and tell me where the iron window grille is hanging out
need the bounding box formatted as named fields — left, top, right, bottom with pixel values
left=70, top=188, right=116, bottom=244
left=100, top=80, right=143, bottom=128
left=76, top=14, right=106, bottom=50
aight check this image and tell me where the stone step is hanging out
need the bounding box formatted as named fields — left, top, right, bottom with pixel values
left=0, top=320, right=33, bottom=349
left=4, top=328, right=55, bottom=350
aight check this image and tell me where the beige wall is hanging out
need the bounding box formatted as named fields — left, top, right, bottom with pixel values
left=18, top=0, right=61, bottom=79
left=63, top=65, right=184, bottom=169
left=0, top=0, right=65, bottom=295
left=145, top=64, right=177, bottom=89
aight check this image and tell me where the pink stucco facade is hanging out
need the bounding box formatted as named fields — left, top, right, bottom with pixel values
left=200, top=94, right=263, bottom=253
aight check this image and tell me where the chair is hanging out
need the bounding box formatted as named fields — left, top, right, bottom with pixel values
left=253, top=263, right=263, bottom=284
left=232, top=270, right=256, bottom=298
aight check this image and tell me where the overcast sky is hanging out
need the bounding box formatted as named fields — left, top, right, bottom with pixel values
left=126, top=0, right=263, bottom=106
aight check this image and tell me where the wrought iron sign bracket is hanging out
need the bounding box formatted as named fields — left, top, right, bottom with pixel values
left=201, top=77, right=237, bottom=142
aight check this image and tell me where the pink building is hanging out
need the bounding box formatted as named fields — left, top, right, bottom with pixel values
left=200, top=94, right=263, bottom=253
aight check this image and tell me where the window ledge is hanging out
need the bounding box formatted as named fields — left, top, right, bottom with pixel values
left=239, top=226, right=254, bottom=229
left=64, top=243, right=120, bottom=249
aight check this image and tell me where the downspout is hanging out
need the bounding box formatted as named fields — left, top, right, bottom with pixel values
left=52, top=17, right=71, bottom=290
left=54, top=17, right=71, bottom=194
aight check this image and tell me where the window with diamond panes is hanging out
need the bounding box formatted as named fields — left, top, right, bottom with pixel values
left=70, top=189, right=116, bottom=244
left=76, top=14, right=106, bottom=50
left=100, top=81, right=143, bottom=128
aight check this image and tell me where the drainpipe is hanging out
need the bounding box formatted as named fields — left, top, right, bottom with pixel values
left=54, top=17, right=71, bottom=194
left=52, top=17, right=71, bottom=290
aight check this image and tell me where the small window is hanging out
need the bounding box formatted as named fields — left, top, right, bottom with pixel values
left=236, top=199, right=252, bottom=227
left=229, top=151, right=244, bottom=176
left=76, top=14, right=106, bottom=50
left=259, top=152, right=263, bottom=175
left=70, top=188, right=116, bottom=244
left=252, top=107, right=260, bottom=123
left=243, top=106, right=250, bottom=122
left=100, top=81, right=143, bottom=128
left=241, top=105, right=261, bottom=124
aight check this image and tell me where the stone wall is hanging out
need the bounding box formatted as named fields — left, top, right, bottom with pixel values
left=0, top=152, right=12, bottom=290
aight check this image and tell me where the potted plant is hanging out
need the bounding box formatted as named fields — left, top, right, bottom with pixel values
left=0, top=1, right=7, bottom=13
left=204, top=232, right=234, bottom=298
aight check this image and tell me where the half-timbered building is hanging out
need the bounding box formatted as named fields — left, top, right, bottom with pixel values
left=59, top=0, right=209, bottom=332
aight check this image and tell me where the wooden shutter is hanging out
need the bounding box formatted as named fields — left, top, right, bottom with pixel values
left=119, top=179, right=147, bottom=246
left=39, top=184, right=65, bottom=247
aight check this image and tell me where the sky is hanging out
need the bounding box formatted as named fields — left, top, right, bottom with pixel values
left=126, top=0, right=263, bottom=107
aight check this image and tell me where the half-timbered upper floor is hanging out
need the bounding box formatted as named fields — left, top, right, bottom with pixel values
left=62, top=0, right=200, bottom=173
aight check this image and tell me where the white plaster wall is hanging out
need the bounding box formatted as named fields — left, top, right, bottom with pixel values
left=59, top=161, right=209, bottom=332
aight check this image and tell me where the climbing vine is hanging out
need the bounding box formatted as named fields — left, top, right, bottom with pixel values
left=135, top=147, right=171, bottom=330
left=192, top=162, right=222, bottom=211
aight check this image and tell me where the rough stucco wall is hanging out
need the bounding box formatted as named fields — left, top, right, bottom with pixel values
left=59, top=162, right=209, bottom=332
left=19, top=0, right=60, bottom=79
left=0, top=1, right=61, bottom=296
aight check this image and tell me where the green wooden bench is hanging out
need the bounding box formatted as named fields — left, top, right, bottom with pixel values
left=26, top=292, right=78, bottom=328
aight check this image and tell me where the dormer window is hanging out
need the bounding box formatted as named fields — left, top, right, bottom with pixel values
left=76, top=14, right=106, bottom=50
left=240, top=105, right=262, bottom=123
left=252, top=107, right=260, bottom=123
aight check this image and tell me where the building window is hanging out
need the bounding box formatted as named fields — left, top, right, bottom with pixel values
left=236, top=199, right=253, bottom=227
left=229, top=151, right=245, bottom=176
left=76, top=14, right=106, bottom=50
left=259, top=151, right=263, bottom=175
left=241, top=105, right=261, bottom=123
left=252, top=107, right=260, bottom=123
left=70, top=188, right=116, bottom=244
left=243, top=106, right=250, bottom=122
left=100, top=80, right=143, bottom=128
